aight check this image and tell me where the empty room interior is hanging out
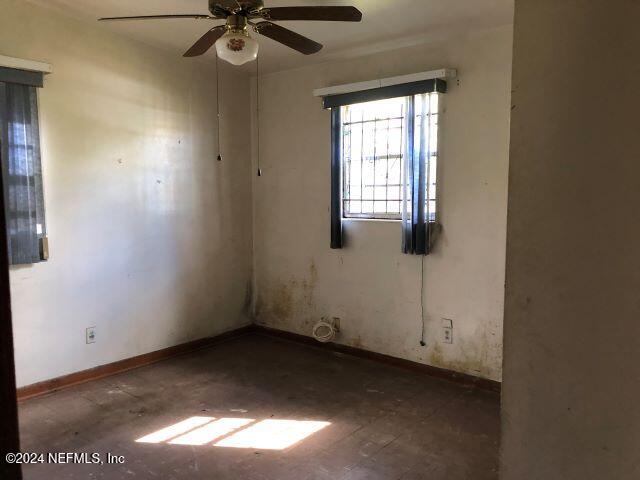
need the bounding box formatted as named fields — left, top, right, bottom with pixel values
left=0, top=1, right=638, bottom=479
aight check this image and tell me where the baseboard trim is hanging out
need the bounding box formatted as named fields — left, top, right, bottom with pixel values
left=18, top=323, right=500, bottom=401
left=17, top=325, right=254, bottom=401
left=252, top=325, right=501, bottom=393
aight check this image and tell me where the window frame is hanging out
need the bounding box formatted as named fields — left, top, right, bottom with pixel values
left=0, top=77, right=48, bottom=265
left=337, top=93, right=440, bottom=222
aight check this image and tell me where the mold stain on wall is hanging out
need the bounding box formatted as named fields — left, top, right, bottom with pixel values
left=256, top=258, right=500, bottom=380
left=252, top=26, right=511, bottom=383
left=257, top=261, right=318, bottom=331
left=428, top=328, right=496, bottom=379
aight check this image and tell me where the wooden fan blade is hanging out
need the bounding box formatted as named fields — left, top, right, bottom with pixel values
left=254, top=21, right=322, bottom=55
left=99, top=14, right=214, bottom=22
left=260, top=6, right=362, bottom=22
left=184, top=25, right=228, bottom=57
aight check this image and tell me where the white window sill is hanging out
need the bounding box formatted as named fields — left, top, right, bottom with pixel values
left=343, top=217, right=401, bottom=223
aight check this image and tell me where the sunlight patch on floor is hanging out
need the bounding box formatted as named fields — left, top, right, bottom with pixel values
left=214, top=419, right=330, bottom=450
left=169, top=418, right=253, bottom=446
left=135, top=416, right=213, bottom=444
left=136, top=416, right=331, bottom=450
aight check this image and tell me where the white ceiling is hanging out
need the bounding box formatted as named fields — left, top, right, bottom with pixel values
left=32, top=0, right=514, bottom=73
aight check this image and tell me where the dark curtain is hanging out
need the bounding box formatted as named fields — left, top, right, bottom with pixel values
left=330, top=107, right=343, bottom=249
left=402, top=94, right=435, bottom=255
left=0, top=82, right=45, bottom=265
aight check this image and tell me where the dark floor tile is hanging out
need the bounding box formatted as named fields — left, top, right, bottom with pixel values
left=19, top=334, right=499, bottom=480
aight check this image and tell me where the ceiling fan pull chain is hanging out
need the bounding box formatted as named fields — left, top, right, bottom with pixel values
left=216, top=53, right=223, bottom=162
left=256, top=55, right=262, bottom=177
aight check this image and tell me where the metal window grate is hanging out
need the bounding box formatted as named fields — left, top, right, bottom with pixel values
left=341, top=94, right=439, bottom=220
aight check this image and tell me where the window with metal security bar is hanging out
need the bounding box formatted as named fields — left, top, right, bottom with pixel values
left=340, top=93, right=439, bottom=220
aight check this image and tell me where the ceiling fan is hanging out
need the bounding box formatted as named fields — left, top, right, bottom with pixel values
left=99, top=0, right=363, bottom=65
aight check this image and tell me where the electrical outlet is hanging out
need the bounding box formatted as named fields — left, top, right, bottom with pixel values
left=332, top=317, right=341, bottom=332
left=443, top=327, right=453, bottom=344
left=442, top=318, right=453, bottom=344
left=86, top=327, right=96, bottom=344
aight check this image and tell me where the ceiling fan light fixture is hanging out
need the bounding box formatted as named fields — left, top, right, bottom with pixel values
left=215, top=29, right=259, bottom=65
left=100, top=2, right=363, bottom=64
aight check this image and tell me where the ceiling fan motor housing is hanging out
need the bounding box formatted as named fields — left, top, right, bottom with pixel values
left=226, top=14, right=248, bottom=33
left=209, top=0, right=265, bottom=17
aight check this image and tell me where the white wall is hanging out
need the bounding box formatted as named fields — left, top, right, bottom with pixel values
left=252, top=25, right=513, bottom=381
left=501, top=1, right=640, bottom=478
left=1, top=0, right=253, bottom=387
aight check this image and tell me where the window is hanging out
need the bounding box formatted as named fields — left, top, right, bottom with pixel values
left=325, top=75, right=447, bottom=253
left=341, top=97, right=404, bottom=219
left=340, top=93, right=439, bottom=221
left=0, top=72, right=47, bottom=265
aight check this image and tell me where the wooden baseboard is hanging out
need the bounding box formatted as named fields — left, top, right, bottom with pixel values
left=17, top=325, right=254, bottom=401
left=18, top=323, right=500, bottom=401
left=252, top=325, right=501, bottom=393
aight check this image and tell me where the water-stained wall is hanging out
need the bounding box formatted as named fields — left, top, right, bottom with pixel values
left=252, top=25, right=513, bottom=382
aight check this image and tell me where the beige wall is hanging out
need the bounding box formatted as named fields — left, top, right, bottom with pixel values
left=501, top=0, right=640, bottom=478
left=252, top=25, right=513, bottom=381
left=2, top=0, right=253, bottom=387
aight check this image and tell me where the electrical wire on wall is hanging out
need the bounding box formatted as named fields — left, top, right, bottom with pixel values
left=216, top=53, right=222, bottom=161
left=420, top=255, right=426, bottom=346
left=256, top=55, right=262, bottom=177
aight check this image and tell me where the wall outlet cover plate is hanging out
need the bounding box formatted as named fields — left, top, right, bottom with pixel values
left=443, top=327, right=453, bottom=344
left=86, top=327, right=96, bottom=344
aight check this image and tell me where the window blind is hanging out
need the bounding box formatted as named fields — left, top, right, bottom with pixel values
left=0, top=79, right=46, bottom=265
